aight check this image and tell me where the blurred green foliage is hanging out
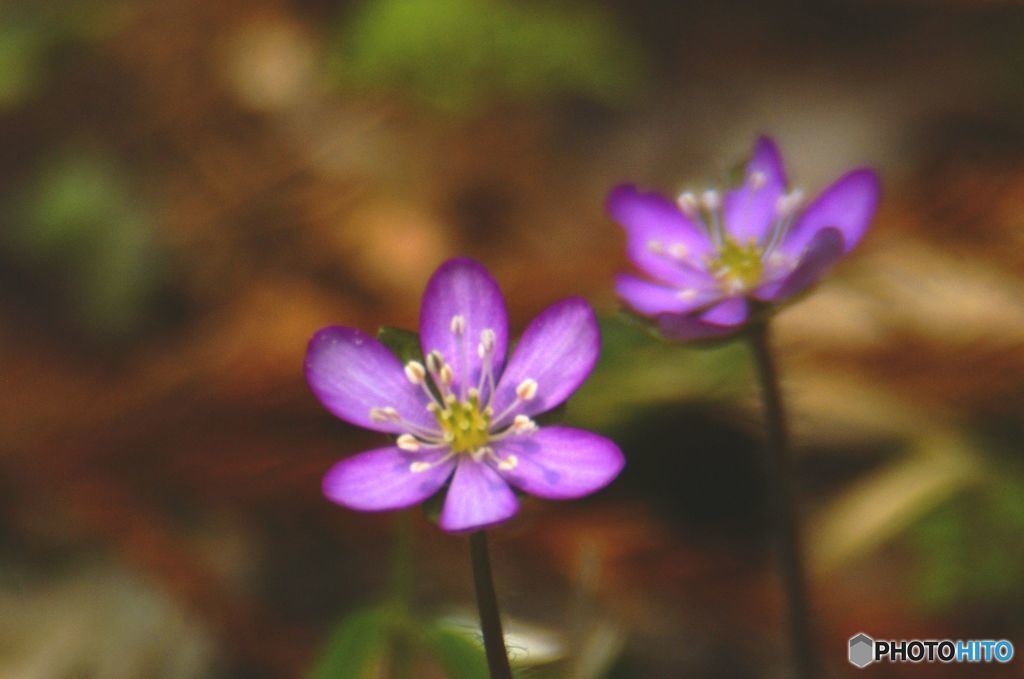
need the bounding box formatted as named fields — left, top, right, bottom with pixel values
left=0, top=2, right=122, bottom=108
left=568, top=317, right=749, bottom=433
left=308, top=606, right=490, bottom=679
left=330, top=0, right=647, bottom=114
left=2, top=149, right=161, bottom=338
left=909, top=472, right=1024, bottom=615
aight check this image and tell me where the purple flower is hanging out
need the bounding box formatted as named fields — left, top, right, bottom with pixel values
left=305, top=258, right=624, bottom=532
left=608, top=136, right=880, bottom=340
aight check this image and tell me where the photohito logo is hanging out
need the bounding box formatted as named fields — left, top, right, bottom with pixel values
left=848, top=633, right=1014, bottom=668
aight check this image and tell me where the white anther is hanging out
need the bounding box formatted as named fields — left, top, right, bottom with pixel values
left=479, top=328, right=496, bottom=353
left=426, top=350, right=443, bottom=374
left=677, top=288, right=697, bottom=301
left=371, top=406, right=400, bottom=422
left=512, top=414, right=537, bottom=434
left=677, top=191, right=698, bottom=216
left=700, top=189, right=720, bottom=212
left=775, top=189, right=805, bottom=217
left=646, top=239, right=665, bottom=255
left=404, top=361, right=426, bottom=385
left=450, top=314, right=466, bottom=336
left=471, top=447, right=490, bottom=463
left=426, top=402, right=441, bottom=414
left=667, top=243, right=689, bottom=260
left=467, top=387, right=480, bottom=401
left=397, top=434, right=421, bottom=452
left=750, top=170, right=767, bottom=190
left=439, top=364, right=454, bottom=386
left=515, top=378, right=538, bottom=401
left=498, top=454, right=519, bottom=471
left=409, top=461, right=432, bottom=473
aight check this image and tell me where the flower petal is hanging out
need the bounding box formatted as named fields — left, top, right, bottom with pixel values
left=607, top=185, right=714, bottom=286
left=755, top=227, right=845, bottom=302
left=419, top=258, right=509, bottom=394
left=701, top=297, right=748, bottom=326
left=322, top=447, right=455, bottom=511
left=654, top=297, right=748, bottom=341
left=493, top=426, right=624, bottom=500
left=438, top=459, right=519, bottom=532
left=656, top=314, right=739, bottom=342
left=490, top=297, right=599, bottom=423
left=723, top=136, right=788, bottom=244
left=305, top=326, right=436, bottom=433
left=615, top=272, right=718, bottom=317
left=780, top=168, right=880, bottom=256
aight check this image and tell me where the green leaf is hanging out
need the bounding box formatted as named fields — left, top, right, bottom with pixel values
left=307, top=607, right=393, bottom=679
left=377, top=326, right=423, bottom=364
left=424, top=624, right=489, bottom=679
left=329, top=0, right=647, bottom=114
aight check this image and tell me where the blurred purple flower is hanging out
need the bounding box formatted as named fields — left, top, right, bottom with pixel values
left=608, top=136, right=880, bottom=340
left=305, top=258, right=624, bottom=533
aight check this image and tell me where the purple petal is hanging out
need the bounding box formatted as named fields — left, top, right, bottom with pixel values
left=780, top=169, right=880, bottom=257
left=615, top=273, right=719, bottom=316
left=419, top=258, right=509, bottom=394
left=701, top=297, right=748, bottom=326
left=322, top=446, right=455, bottom=511
left=493, top=426, right=624, bottom=500
left=656, top=314, right=740, bottom=342
left=490, top=298, right=599, bottom=423
left=606, top=185, right=714, bottom=286
left=438, top=459, right=519, bottom=532
left=305, top=327, right=436, bottom=433
left=654, top=297, right=748, bottom=342
left=723, top=136, right=787, bottom=244
left=755, top=227, right=845, bottom=302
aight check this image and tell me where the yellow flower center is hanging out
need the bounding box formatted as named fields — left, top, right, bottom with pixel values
left=433, top=392, right=491, bottom=454
left=709, top=238, right=764, bottom=291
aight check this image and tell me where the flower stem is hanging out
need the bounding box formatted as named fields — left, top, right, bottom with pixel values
left=469, top=531, right=513, bottom=679
left=747, top=322, right=817, bottom=679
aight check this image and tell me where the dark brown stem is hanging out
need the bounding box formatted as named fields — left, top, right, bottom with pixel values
left=469, top=531, right=513, bottom=679
left=748, top=322, right=818, bottom=679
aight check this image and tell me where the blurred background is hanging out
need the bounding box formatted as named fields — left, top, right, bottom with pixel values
left=2, top=0, right=1024, bottom=676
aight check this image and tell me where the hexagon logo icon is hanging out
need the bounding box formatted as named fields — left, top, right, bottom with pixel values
left=849, top=633, right=875, bottom=668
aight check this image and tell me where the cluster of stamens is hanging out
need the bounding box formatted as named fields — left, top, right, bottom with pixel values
left=644, top=171, right=805, bottom=296
left=370, top=314, right=541, bottom=474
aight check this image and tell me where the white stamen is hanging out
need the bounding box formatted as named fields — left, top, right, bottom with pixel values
left=450, top=314, right=466, bottom=336
left=750, top=170, right=767, bottom=190
left=775, top=189, right=805, bottom=218
left=700, top=189, right=720, bottom=212
left=498, top=454, right=519, bottom=471
left=471, top=447, right=489, bottom=463
left=677, top=288, right=697, bottom=301
left=425, top=350, right=443, bottom=375
left=646, top=239, right=665, bottom=255
left=404, top=361, right=426, bottom=385
left=512, top=414, right=537, bottom=434
left=397, top=434, right=420, bottom=452
left=439, top=364, right=454, bottom=386
left=667, top=243, right=689, bottom=260
left=479, top=329, right=496, bottom=354
left=467, top=387, right=480, bottom=401
left=677, top=191, right=698, bottom=216
left=369, top=406, right=400, bottom=423
left=410, top=461, right=432, bottom=473
left=515, top=378, right=538, bottom=401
